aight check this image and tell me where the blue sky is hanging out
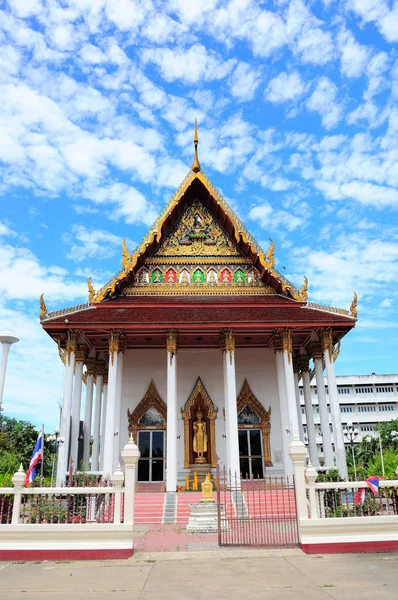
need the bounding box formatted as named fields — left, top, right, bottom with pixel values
left=0, top=0, right=397, bottom=432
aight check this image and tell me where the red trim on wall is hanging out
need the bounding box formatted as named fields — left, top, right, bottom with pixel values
left=300, top=540, right=398, bottom=554
left=0, top=548, right=133, bottom=561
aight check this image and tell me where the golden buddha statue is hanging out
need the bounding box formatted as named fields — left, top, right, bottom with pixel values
left=193, top=410, right=207, bottom=464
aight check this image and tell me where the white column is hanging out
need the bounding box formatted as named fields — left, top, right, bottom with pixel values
left=91, top=364, right=103, bottom=472
left=56, top=333, right=76, bottom=486
left=321, top=330, right=348, bottom=479
left=100, top=380, right=108, bottom=472
left=281, top=331, right=300, bottom=440
left=274, top=333, right=292, bottom=478
left=222, top=330, right=240, bottom=483
left=113, top=351, right=124, bottom=472
left=300, top=356, right=319, bottom=468
left=103, top=332, right=122, bottom=478
left=83, top=360, right=95, bottom=471
left=312, top=341, right=334, bottom=468
left=293, top=362, right=305, bottom=441
left=166, top=330, right=177, bottom=492
left=70, top=346, right=85, bottom=470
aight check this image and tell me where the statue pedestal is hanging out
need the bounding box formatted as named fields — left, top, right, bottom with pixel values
left=186, top=502, right=226, bottom=533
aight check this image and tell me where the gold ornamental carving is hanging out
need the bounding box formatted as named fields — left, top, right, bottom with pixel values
left=87, top=278, right=96, bottom=303
left=311, top=341, right=323, bottom=361
left=294, top=276, right=308, bottom=302
left=237, top=379, right=272, bottom=466
left=201, top=473, right=215, bottom=503
left=127, top=380, right=167, bottom=440
left=109, top=330, right=126, bottom=365
left=166, top=330, right=178, bottom=364
left=333, top=336, right=341, bottom=362
left=65, top=331, right=78, bottom=366
left=193, top=409, right=207, bottom=464
left=320, top=329, right=334, bottom=362
left=280, top=330, right=293, bottom=362
left=272, top=332, right=283, bottom=354
left=181, top=377, right=218, bottom=469
left=39, top=294, right=47, bottom=320
left=221, top=329, right=235, bottom=364
left=350, top=291, right=358, bottom=318
left=85, top=357, right=97, bottom=378
left=191, top=119, right=201, bottom=173
left=74, top=344, right=87, bottom=365
left=154, top=199, right=241, bottom=258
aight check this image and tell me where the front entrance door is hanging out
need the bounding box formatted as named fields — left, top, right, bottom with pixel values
left=137, top=430, right=165, bottom=482
left=238, top=428, right=264, bottom=479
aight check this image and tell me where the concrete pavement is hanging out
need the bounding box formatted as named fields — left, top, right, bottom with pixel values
left=0, top=550, right=397, bottom=599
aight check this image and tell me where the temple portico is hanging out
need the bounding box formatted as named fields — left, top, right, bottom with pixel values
left=43, top=123, right=356, bottom=488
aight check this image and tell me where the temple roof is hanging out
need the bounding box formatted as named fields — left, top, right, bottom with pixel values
left=40, top=123, right=358, bottom=348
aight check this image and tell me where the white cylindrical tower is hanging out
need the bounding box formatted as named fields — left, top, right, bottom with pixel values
left=0, top=331, right=19, bottom=412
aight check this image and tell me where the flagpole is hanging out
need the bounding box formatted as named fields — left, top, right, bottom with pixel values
left=40, top=424, right=44, bottom=483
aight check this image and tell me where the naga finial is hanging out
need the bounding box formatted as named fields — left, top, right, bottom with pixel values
left=349, top=291, right=358, bottom=318
left=121, top=238, right=131, bottom=270
left=265, top=238, right=275, bottom=270
left=39, top=293, right=47, bottom=320
left=299, top=276, right=308, bottom=301
left=88, top=277, right=96, bottom=303
left=191, top=119, right=201, bottom=173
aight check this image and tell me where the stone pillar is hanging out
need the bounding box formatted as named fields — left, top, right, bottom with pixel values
left=166, top=330, right=178, bottom=492
left=300, top=355, right=319, bottom=468
left=70, top=345, right=86, bottom=470
left=56, top=332, right=77, bottom=486
left=113, top=346, right=125, bottom=472
left=83, top=358, right=96, bottom=471
left=103, top=331, right=124, bottom=478
left=293, top=358, right=305, bottom=442
left=273, top=332, right=292, bottom=478
left=281, top=330, right=300, bottom=439
left=321, top=330, right=348, bottom=479
left=311, top=340, right=334, bottom=468
left=91, top=360, right=104, bottom=472
left=121, top=435, right=140, bottom=525
left=221, top=329, right=240, bottom=482
left=100, top=375, right=108, bottom=472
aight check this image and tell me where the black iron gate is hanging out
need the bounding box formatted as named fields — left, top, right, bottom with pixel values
left=216, top=464, right=299, bottom=547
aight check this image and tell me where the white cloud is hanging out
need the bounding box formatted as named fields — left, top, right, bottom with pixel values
left=0, top=241, right=85, bottom=302
left=6, top=0, right=43, bottom=18
left=338, top=29, right=371, bottom=78
left=64, top=225, right=125, bottom=262
left=229, top=62, right=261, bottom=102
left=248, top=201, right=305, bottom=232
left=265, top=71, right=306, bottom=103
left=296, top=27, right=334, bottom=65
left=141, top=44, right=236, bottom=84
left=306, top=77, right=342, bottom=129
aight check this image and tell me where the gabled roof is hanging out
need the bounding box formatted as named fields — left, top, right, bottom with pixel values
left=87, top=128, right=308, bottom=304
left=40, top=123, right=358, bottom=324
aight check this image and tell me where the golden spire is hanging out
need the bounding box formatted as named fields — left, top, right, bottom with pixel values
left=349, top=291, right=358, bottom=318
left=191, top=119, right=201, bottom=173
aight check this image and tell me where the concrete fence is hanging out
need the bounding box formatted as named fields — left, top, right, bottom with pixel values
left=0, top=436, right=140, bottom=560
left=289, top=437, right=398, bottom=554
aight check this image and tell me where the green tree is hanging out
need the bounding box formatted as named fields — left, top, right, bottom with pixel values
left=0, top=415, right=53, bottom=477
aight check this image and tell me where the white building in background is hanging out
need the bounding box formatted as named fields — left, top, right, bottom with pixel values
left=300, top=373, right=398, bottom=464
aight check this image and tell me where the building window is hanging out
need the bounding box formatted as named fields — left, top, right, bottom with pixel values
left=303, top=425, right=307, bottom=434
left=376, top=386, right=394, bottom=393
left=299, top=389, right=303, bottom=396
left=301, top=407, right=305, bottom=414
left=358, top=405, right=376, bottom=412
left=380, top=405, right=396, bottom=412
left=341, top=406, right=353, bottom=413
left=356, top=386, right=373, bottom=394
left=361, top=424, right=375, bottom=432
left=338, top=387, right=351, bottom=395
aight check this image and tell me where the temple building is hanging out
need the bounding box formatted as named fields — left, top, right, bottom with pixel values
left=40, top=123, right=358, bottom=489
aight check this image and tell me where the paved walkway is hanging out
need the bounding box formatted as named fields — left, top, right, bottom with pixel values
left=0, top=550, right=397, bottom=599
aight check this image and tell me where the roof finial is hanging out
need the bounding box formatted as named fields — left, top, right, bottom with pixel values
left=191, top=119, right=201, bottom=173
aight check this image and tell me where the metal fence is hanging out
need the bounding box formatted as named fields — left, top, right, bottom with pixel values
left=216, top=465, right=299, bottom=547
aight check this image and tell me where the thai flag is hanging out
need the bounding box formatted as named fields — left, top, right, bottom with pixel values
left=25, top=430, right=43, bottom=486
left=354, top=477, right=381, bottom=505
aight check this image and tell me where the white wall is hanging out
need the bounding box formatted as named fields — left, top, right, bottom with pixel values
left=120, top=347, right=284, bottom=479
